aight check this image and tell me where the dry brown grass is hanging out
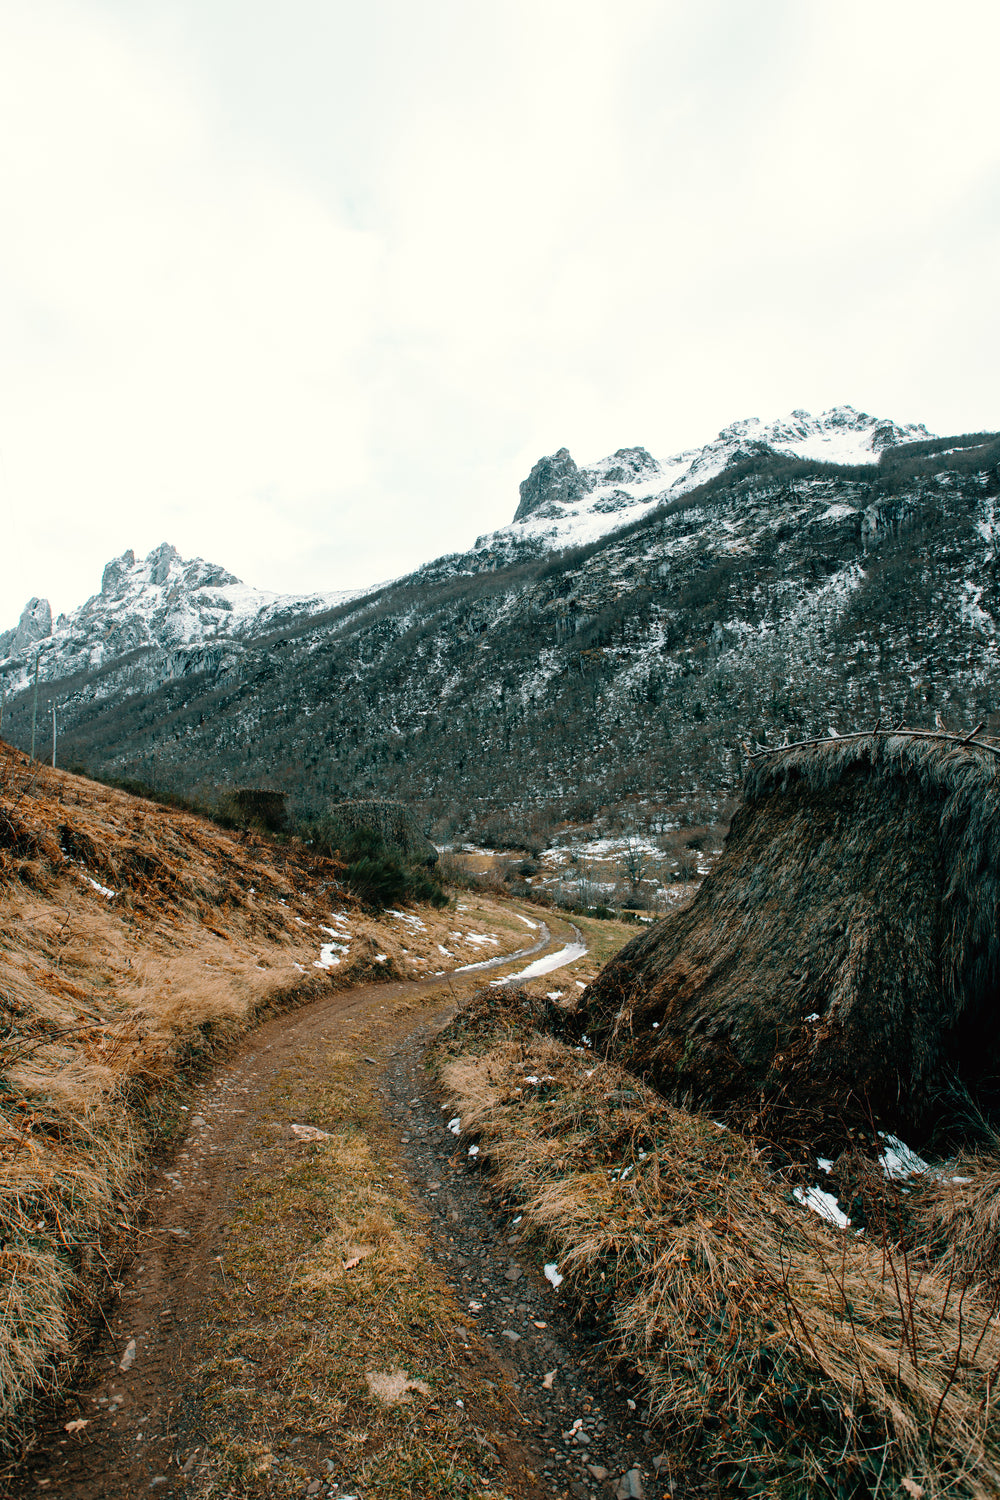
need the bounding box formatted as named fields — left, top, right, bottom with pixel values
left=912, top=1153, right=1000, bottom=1293
left=435, top=991, right=1000, bottom=1498
left=0, top=743, right=532, bottom=1451
left=0, top=746, right=338, bottom=1447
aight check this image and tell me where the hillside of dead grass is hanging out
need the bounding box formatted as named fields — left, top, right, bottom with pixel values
left=435, top=989, right=1000, bottom=1499
left=0, top=742, right=531, bottom=1450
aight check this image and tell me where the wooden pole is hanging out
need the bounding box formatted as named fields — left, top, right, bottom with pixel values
left=30, top=655, right=39, bottom=760
left=51, top=699, right=57, bottom=769
left=748, top=725, right=998, bottom=761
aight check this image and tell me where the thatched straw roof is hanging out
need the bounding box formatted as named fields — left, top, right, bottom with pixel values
left=577, top=734, right=1000, bottom=1140
left=327, top=799, right=438, bottom=866
left=224, top=787, right=288, bottom=833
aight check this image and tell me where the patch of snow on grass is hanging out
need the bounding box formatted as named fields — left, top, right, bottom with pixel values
left=878, top=1133, right=930, bottom=1180
left=319, top=926, right=350, bottom=945
left=314, top=943, right=346, bottom=969
left=493, top=938, right=587, bottom=984
left=794, top=1185, right=850, bottom=1229
left=387, top=910, right=426, bottom=931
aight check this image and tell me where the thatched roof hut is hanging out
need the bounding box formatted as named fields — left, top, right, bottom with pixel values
left=576, top=735, right=1000, bottom=1140
left=224, top=787, right=289, bottom=833
left=327, top=799, right=438, bottom=867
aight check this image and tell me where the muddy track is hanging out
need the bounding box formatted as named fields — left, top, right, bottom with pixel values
left=5, top=917, right=669, bottom=1500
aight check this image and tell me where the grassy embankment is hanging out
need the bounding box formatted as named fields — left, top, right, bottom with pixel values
left=0, top=742, right=554, bottom=1453
left=436, top=990, right=1000, bottom=1499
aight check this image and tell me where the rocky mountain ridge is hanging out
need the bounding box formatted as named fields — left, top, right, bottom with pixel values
left=0, top=406, right=928, bottom=689
left=2, top=410, right=998, bottom=846
left=0, top=542, right=362, bottom=694
left=481, top=404, right=931, bottom=560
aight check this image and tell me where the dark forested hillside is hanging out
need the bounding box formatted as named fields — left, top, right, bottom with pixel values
left=3, top=433, right=999, bottom=842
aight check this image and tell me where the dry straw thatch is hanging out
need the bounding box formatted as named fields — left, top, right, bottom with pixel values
left=221, top=786, right=289, bottom=833
left=327, top=799, right=439, bottom=866
left=578, top=734, right=1000, bottom=1140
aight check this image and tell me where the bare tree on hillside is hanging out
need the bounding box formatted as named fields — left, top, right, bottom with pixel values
left=620, top=837, right=649, bottom=897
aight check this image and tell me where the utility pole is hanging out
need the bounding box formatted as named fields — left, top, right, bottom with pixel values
left=30, top=654, right=39, bottom=760
left=51, top=699, right=57, bottom=769
left=0, top=679, right=5, bottom=739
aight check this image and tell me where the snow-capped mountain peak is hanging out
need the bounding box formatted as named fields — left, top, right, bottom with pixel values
left=484, top=405, right=934, bottom=555
left=717, top=405, right=931, bottom=462
left=0, top=542, right=362, bottom=689
left=1, top=406, right=938, bottom=695
left=98, top=543, right=240, bottom=601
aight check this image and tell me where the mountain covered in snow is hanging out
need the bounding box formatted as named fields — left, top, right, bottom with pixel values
left=0, top=541, right=362, bottom=691
left=0, top=406, right=929, bottom=690
left=3, top=406, right=998, bottom=847
left=1, top=406, right=928, bottom=690
left=475, top=405, right=932, bottom=558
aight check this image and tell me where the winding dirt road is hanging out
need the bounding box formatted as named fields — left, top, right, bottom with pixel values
left=5, top=915, right=669, bottom=1500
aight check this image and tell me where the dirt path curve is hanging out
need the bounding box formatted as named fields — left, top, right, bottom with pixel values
left=6, top=914, right=666, bottom=1500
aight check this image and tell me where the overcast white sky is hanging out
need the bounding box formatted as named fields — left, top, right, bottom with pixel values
left=2, top=0, right=998, bottom=623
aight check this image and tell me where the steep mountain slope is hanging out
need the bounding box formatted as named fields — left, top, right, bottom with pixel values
left=3, top=412, right=998, bottom=841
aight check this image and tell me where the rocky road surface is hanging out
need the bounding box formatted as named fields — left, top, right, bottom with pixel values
left=385, top=1020, right=672, bottom=1500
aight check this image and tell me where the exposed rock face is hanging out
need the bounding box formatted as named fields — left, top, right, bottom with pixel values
left=514, top=449, right=593, bottom=522
left=147, top=542, right=179, bottom=587
left=101, top=550, right=136, bottom=596
left=0, top=544, right=356, bottom=692
left=11, top=597, right=52, bottom=655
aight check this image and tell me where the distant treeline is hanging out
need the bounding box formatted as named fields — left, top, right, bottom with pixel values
left=877, top=431, right=1000, bottom=491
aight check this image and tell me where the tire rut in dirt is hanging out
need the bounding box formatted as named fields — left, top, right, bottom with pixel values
left=384, top=1016, right=675, bottom=1500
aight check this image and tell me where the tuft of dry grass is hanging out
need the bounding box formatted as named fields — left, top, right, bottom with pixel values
left=435, top=991, right=1000, bottom=1498
left=911, top=1152, right=1000, bottom=1292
